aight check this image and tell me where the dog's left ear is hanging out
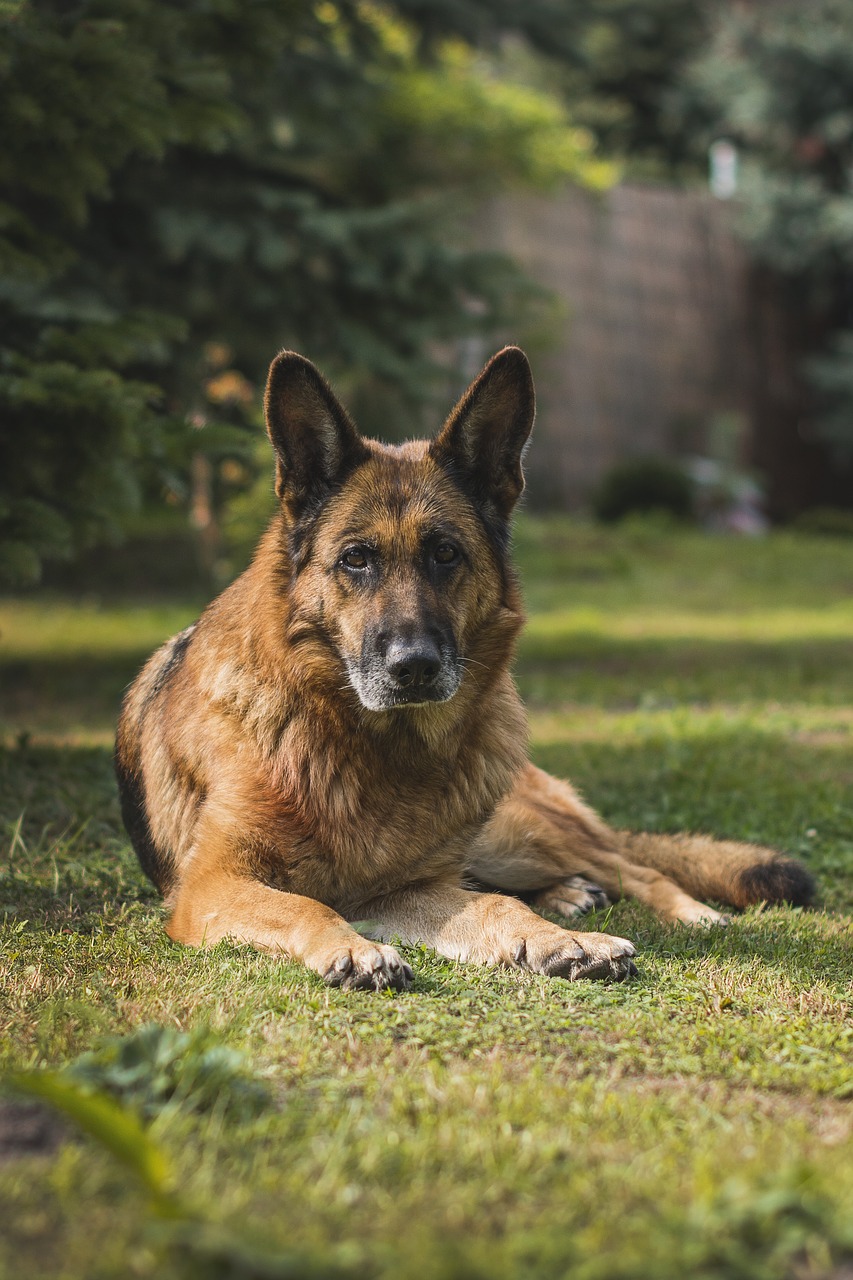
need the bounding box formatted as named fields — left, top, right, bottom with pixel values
left=429, top=346, right=535, bottom=523
left=264, top=351, right=368, bottom=516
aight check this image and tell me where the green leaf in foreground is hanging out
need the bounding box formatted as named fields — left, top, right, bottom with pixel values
left=7, top=1070, right=179, bottom=1216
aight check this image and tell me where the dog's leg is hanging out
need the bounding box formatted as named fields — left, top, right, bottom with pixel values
left=468, top=763, right=731, bottom=925
left=166, top=868, right=413, bottom=991
left=470, top=763, right=814, bottom=922
left=362, top=882, right=637, bottom=981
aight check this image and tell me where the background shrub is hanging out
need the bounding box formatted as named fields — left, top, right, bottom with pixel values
left=592, top=457, right=695, bottom=524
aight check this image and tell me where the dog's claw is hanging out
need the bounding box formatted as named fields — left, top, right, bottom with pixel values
left=323, top=943, right=413, bottom=992
left=532, top=876, right=612, bottom=921
left=522, top=927, right=637, bottom=983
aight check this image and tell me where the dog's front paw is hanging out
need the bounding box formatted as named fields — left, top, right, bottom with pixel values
left=322, top=941, right=414, bottom=992
left=531, top=875, right=610, bottom=920
left=514, top=924, right=637, bottom=982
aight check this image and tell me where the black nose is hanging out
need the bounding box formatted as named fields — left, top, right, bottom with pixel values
left=385, top=638, right=441, bottom=690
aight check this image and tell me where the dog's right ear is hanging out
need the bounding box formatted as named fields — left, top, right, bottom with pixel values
left=264, top=351, right=368, bottom=516
left=429, top=346, right=535, bottom=528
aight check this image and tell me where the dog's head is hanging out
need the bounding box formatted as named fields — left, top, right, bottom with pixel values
left=264, top=348, right=534, bottom=712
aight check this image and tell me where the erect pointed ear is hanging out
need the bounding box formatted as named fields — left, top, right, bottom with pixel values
left=429, top=346, right=535, bottom=523
left=264, top=351, right=368, bottom=516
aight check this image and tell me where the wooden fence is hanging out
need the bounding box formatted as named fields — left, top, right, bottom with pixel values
left=480, top=184, right=769, bottom=509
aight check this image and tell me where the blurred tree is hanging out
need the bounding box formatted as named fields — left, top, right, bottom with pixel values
left=0, top=0, right=609, bottom=585
left=685, top=1, right=853, bottom=498
left=546, top=0, right=709, bottom=174
left=393, top=0, right=713, bottom=174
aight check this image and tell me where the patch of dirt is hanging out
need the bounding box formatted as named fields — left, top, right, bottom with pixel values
left=0, top=1100, right=68, bottom=1162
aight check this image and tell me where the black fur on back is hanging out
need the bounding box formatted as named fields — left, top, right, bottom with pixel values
left=148, top=625, right=196, bottom=697
left=115, top=625, right=196, bottom=895
left=114, top=750, right=175, bottom=894
left=740, top=858, right=816, bottom=907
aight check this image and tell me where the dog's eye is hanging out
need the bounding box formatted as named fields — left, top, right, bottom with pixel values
left=341, top=547, right=370, bottom=570
left=433, top=542, right=459, bottom=565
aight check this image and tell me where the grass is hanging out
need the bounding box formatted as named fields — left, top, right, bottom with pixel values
left=1, top=518, right=852, bottom=1279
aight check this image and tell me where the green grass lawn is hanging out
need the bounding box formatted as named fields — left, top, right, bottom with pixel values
left=1, top=520, right=852, bottom=1280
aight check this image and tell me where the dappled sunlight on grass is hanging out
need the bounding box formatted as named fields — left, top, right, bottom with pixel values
left=0, top=600, right=200, bottom=744
left=524, top=601, right=853, bottom=644
left=528, top=702, right=853, bottom=742
left=517, top=635, right=853, bottom=708
left=0, top=598, right=199, bottom=661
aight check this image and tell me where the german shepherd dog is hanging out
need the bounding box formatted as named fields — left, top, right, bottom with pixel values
left=116, top=347, right=814, bottom=990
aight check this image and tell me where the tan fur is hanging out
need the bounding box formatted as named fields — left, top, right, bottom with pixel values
left=116, top=348, right=813, bottom=991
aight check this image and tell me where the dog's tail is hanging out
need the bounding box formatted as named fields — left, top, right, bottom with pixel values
left=616, top=831, right=816, bottom=909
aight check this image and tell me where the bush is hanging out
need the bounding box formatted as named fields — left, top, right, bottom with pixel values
left=592, top=457, right=695, bottom=524
left=65, top=1024, right=271, bottom=1123
left=792, top=507, right=853, bottom=539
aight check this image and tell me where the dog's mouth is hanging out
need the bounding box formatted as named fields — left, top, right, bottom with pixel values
left=382, top=685, right=456, bottom=708
left=344, top=659, right=462, bottom=712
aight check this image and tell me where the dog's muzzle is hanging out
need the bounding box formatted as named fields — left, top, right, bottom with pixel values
left=385, top=637, right=441, bottom=694
left=346, top=633, right=462, bottom=711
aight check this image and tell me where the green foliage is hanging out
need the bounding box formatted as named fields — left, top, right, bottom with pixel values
left=807, top=330, right=853, bottom=459
left=550, top=0, right=711, bottom=173
left=592, top=457, right=695, bottom=523
left=9, top=1056, right=338, bottom=1275
left=375, top=32, right=615, bottom=195
left=0, top=0, right=609, bottom=586
left=64, top=1023, right=271, bottom=1122
left=391, top=0, right=710, bottom=173
left=684, top=1170, right=853, bottom=1280
left=687, top=4, right=853, bottom=272
left=0, top=0, right=238, bottom=584
left=792, top=505, right=853, bottom=538
left=686, top=1, right=853, bottom=461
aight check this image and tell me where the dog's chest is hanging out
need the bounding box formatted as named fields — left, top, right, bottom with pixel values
left=267, top=723, right=521, bottom=911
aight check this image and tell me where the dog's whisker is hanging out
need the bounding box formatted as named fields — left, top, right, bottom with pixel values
left=457, top=659, right=483, bottom=690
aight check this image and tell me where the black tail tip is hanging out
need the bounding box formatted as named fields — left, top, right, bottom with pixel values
left=740, top=858, right=816, bottom=907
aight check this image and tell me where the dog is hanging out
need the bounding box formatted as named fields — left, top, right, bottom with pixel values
left=115, top=347, right=814, bottom=990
